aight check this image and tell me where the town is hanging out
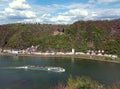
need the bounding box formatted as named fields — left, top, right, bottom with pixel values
left=0, top=45, right=118, bottom=60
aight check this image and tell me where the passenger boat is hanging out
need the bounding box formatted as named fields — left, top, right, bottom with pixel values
left=16, top=65, right=65, bottom=72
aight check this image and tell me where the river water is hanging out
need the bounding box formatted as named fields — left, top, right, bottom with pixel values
left=0, top=55, right=120, bottom=89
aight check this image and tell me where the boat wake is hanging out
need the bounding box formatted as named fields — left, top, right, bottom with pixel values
left=0, top=65, right=65, bottom=73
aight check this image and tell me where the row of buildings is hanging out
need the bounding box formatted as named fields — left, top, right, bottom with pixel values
left=0, top=45, right=38, bottom=54
left=0, top=46, right=118, bottom=59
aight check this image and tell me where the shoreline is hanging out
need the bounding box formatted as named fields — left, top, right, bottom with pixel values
left=0, top=53, right=119, bottom=64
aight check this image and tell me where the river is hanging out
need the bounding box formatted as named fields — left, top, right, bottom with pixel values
left=0, top=55, right=120, bottom=89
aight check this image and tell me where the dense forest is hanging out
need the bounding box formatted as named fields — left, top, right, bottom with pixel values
left=0, top=19, right=120, bottom=56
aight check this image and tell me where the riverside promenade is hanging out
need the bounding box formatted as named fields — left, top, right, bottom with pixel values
left=0, top=47, right=118, bottom=63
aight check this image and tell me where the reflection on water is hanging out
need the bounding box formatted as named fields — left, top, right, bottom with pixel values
left=0, top=55, right=120, bottom=89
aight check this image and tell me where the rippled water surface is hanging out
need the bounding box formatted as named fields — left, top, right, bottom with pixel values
left=0, top=55, right=120, bottom=89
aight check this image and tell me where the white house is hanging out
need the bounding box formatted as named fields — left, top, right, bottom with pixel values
left=11, top=50, right=19, bottom=54
left=75, top=52, right=85, bottom=55
left=3, top=49, right=11, bottom=53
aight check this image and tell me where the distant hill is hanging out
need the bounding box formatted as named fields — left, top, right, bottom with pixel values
left=0, top=19, right=120, bottom=56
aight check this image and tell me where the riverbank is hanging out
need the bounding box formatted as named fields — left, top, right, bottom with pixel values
left=0, top=53, right=119, bottom=64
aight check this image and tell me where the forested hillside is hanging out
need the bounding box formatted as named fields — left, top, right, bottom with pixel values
left=0, top=19, right=120, bottom=55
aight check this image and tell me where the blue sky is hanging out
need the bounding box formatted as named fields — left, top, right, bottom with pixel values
left=0, top=0, right=120, bottom=24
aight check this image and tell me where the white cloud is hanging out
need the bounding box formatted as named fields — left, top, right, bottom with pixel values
left=20, top=11, right=36, bottom=19
left=0, top=0, right=120, bottom=24
left=50, top=9, right=88, bottom=24
left=38, top=7, right=120, bottom=24
left=33, top=3, right=90, bottom=15
left=0, top=0, right=37, bottom=24
left=9, top=0, right=30, bottom=10
left=32, top=4, right=90, bottom=24
left=88, top=0, right=119, bottom=4
left=95, top=8, right=120, bottom=20
left=36, top=9, right=89, bottom=24
left=5, top=8, right=14, bottom=13
left=67, top=9, right=88, bottom=16
left=3, top=0, right=36, bottom=21
left=97, top=0, right=119, bottom=4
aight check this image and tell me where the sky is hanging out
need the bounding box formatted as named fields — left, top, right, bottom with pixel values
left=0, top=0, right=120, bottom=24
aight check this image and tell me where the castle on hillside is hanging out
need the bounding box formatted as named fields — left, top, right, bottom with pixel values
left=53, top=28, right=64, bottom=35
